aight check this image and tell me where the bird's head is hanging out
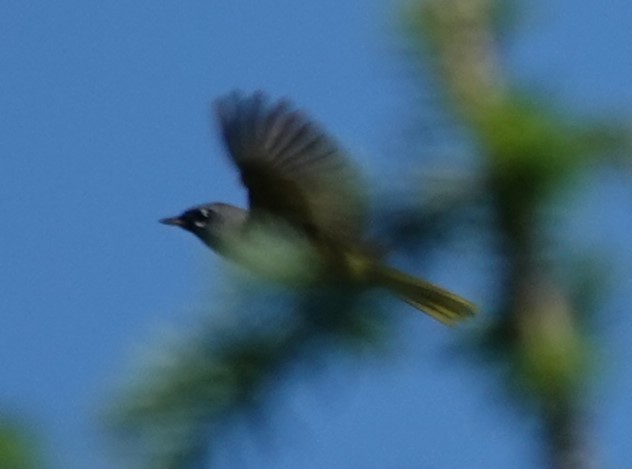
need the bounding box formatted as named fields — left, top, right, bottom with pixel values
left=160, top=203, right=248, bottom=251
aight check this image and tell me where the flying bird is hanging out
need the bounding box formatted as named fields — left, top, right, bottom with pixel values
left=161, top=92, right=476, bottom=325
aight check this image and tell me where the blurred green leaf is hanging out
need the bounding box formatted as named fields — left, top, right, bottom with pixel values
left=0, top=419, right=42, bottom=469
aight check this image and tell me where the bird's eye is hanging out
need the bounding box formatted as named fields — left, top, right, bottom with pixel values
left=192, top=209, right=211, bottom=227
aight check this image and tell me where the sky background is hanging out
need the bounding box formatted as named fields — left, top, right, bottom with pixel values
left=2, top=1, right=632, bottom=468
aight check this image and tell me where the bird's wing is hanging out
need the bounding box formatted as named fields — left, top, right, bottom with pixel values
left=215, top=91, right=366, bottom=244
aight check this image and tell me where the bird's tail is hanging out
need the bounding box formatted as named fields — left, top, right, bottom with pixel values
left=370, top=265, right=476, bottom=326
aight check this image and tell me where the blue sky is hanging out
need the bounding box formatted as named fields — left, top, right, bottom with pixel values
left=2, top=1, right=632, bottom=468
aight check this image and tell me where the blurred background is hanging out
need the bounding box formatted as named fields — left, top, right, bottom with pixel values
left=2, top=1, right=631, bottom=468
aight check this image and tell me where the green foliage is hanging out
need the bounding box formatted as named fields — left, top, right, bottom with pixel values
left=0, top=420, right=42, bottom=469
left=481, top=96, right=629, bottom=201
left=476, top=297, right=592, bottom=410
left=404, top=1, right=630, bottom=467
left=108, top=286, right=389, bottom=468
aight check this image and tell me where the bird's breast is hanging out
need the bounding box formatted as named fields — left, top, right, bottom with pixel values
left=219, top=221, right=328, bottom=286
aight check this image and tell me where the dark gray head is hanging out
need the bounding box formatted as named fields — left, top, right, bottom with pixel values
left=160, top=202, right=249, bottom=251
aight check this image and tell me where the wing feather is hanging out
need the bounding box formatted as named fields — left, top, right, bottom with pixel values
left=215, top=91, right=366, bottom=244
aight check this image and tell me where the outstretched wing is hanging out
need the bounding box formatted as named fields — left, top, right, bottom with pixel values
left=215, top=91, right=366, bottom=244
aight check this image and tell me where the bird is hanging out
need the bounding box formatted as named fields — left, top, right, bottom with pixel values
left=160, top=91, right=476, bottom=325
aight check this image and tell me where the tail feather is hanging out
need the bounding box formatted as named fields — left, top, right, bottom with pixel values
left=371, top=266, right=476, bottom=325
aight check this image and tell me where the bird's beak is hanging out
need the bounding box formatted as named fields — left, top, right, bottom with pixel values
left=159, top=216, right=184, bottom=227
